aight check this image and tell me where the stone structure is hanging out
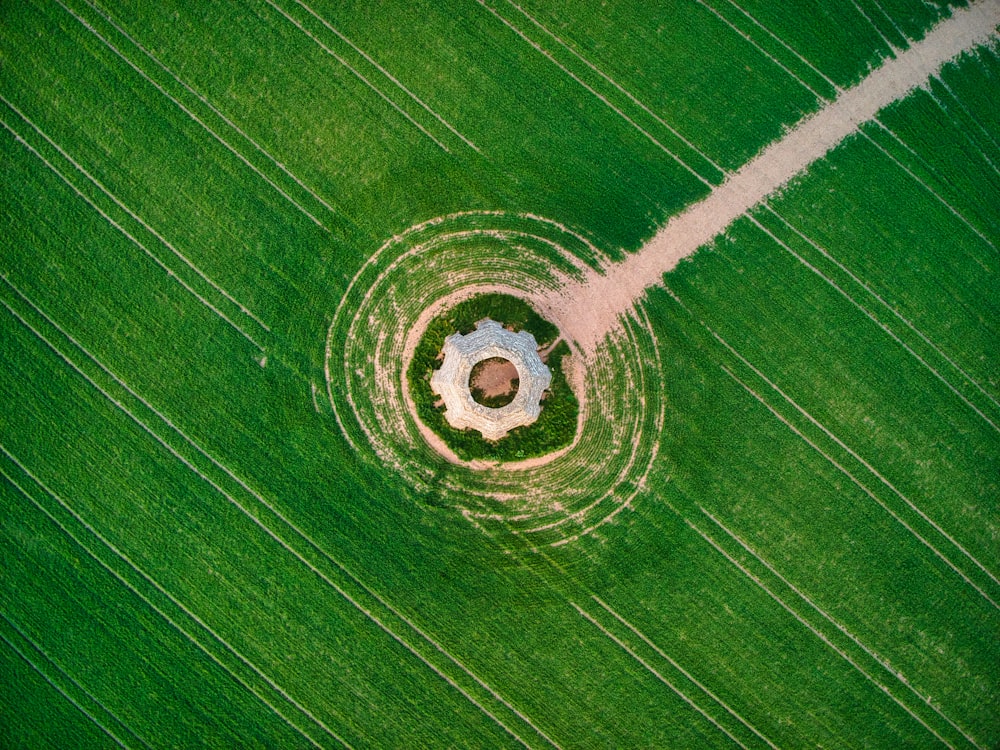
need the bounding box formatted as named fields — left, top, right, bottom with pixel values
left=430, top=319, right=552, bottom=441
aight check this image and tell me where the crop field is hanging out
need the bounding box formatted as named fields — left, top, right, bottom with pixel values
left=1, top=0, right=998, bottom=748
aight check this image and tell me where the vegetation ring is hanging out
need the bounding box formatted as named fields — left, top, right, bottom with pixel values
left=398, top=284, right=581, bottom=471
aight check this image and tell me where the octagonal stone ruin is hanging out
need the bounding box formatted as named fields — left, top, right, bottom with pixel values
left=430, top=319, right=552, bottom=441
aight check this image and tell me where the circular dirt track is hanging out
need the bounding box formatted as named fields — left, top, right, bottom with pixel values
left=327, top=212, right=665, bottom=549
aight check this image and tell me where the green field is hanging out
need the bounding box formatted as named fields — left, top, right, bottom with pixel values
left=2, top=0, right=998, bottom=747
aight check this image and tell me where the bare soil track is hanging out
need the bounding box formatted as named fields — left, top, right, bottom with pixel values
left=552, top=0, right=1000, bottom=354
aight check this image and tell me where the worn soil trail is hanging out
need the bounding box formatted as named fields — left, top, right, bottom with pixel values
left=553, top=0, right=1000, bottom=355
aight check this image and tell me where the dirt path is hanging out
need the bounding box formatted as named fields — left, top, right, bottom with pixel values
left=554, top=0, right=1000, bottom=354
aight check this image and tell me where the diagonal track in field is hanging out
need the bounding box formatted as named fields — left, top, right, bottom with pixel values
left=658, top=498, right=976, bottom=750
left=284, top=0, right=479, bottom=153
left=924, top=82, right=1000, bottom=178
left=698, top=508, right=987, bottom=750
left=850, top=0, right=909, bottom=51
left=859, top=124, right=997, bottom=251
left=465, top=514, right=778, bottom=750
left=755, top=204, right=1000, bottom=416
left=705, top=0, right=841, bottom=96
left=588, top=596, right=779, bottom=750
left=49, top=0, right=331, bottom=232
left=718, top=357, right=1000, bottom=612
left=652, top=281, right=999, bottom=625
left=550, top=0, right=1000, bottom=353
left=0, top=610, right=147, bottom=750
left=669, top=199, right=1000, bottom=600
left=929, top=72, right=1000, bottom=171
left=474, top=0, right=723, bottom=187
left=742, top=211, right=1000, bottom=434
left=65, top=0, right=350, bottom=234
left=571, top=604, right=754, bottom=750
left=0, top=94, right=269, bottom=338
left=0, top=632, right=130, bottom=749
left=0, top=118, right=265, bottom=354
left=709, top=325, right=1000, bottom=596
left=682, top=283, right=1000, bottom=604
left=692, top=0, right=837, bottom=104
left=259, top=0, right=456, bottom=154
left=0, top=281, right=557, bottom=750
left=0, top=458, right=343, bottom=750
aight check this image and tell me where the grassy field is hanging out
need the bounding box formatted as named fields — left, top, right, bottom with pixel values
left=2, top=0, right=997, bottom=747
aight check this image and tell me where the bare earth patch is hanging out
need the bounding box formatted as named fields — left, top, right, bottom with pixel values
left=470, top=357, right=519, bottom=403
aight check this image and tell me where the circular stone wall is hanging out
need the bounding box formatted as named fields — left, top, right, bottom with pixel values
left=431, top=319, right=551, bottom=441
left=408, top=293, right=575, bottom=462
